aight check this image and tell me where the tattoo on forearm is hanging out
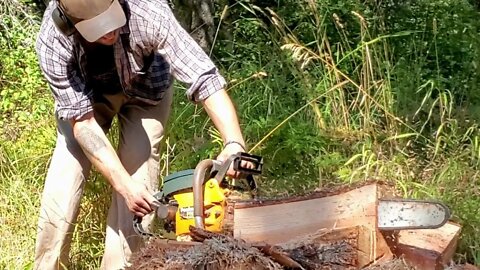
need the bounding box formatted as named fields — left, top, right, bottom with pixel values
left=76, top=126, right=108, bottom=156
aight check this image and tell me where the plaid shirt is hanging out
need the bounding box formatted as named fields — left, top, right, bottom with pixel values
left=36, top=0, right=226, bottom=120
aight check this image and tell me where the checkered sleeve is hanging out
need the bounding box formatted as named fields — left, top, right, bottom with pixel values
left=36, top=7, right=93, bottom=120
left=151, top=1, right=226, bottom=102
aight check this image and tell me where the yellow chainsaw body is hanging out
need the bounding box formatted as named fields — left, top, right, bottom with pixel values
left=173, top=178, right=229, bottom=236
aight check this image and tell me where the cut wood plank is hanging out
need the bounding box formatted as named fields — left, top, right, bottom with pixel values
left=233, top=183, right=393, bottom=266
left=233, top=184, right=378, bottom=243
left=387, top=221, right=462, bottom=270
left=233, top=184, right=377, bottom=242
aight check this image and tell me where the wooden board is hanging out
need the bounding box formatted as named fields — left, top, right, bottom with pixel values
left=385, top=221, right=462, bottom=270
left=232, top=183, right=393, bottom=264
left=233, top=184, right=378, bottom=243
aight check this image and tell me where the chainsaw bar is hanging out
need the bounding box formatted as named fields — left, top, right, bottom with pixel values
left=377, top=198, right=451, bottom=230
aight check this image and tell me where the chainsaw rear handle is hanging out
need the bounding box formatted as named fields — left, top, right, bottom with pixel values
left=193, top=152, right=263, bottom=229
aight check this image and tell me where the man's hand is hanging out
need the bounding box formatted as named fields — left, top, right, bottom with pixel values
left=118, top=180, right=156, bottom=217
left=71, top=112, right=156, bottom=217
left=217, top=142, right=252, bottom=178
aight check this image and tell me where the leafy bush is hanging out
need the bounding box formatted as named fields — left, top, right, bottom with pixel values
left=0, top=0, right=51, bottom=128
left=1, top=0, right=480, bottom=267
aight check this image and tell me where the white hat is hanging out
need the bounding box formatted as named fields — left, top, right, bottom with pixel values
left=60, top=0, right=126, bottom=42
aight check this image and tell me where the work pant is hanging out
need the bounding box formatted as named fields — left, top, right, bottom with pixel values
left=34, top=90, right=173, bottom=270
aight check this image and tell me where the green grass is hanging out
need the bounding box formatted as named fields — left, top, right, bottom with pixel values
left=1, top=0, right=480, bottom=268
left=0, top=133, right=51, bottom=269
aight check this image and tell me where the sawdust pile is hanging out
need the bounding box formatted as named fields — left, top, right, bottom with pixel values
left=446, top=264, right=480, bottom=270
left=166, top=237, right=281, bottom=270
left=128, top=237, right=366, bottom=270
left=128, top=237, right=281, bottom=270
left=363, top=259, right=415, bottom=270
left=285, top=240, right=356, bottom=269
left=129, top=233, right=445, bottom=270
left=128, top=237, right=423, bottom=270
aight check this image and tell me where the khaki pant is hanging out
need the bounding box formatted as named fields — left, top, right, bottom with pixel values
left=34, top=90, right=173, bottom=270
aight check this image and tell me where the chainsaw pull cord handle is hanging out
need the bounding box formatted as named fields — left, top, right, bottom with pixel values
left=133, top=193, right=166, bottom=238
left=193, top=159, right=215, bottom=229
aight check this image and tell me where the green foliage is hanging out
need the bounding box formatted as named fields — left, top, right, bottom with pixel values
left=380, top=0, right=480, bottom=120
left=0, top=0, right=51, bottom=127
left=0, top=131, right=53, bottom=269
left=216, top=0, right=480, bottom=264
left=2, top=0, right=480, bottom=268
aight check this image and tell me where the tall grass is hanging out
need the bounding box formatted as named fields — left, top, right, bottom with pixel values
left=1, top=0, right=480, bottom=268
left=0, top=147, right=44, bottom=269
left=0, top=120, right=54, bottom=269
left=237, top=1, right=480, bottom=263
left=1, top=0, right=53, bottom=268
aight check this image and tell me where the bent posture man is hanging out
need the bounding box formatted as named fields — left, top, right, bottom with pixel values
left=35, top=0, right=246, bottom=269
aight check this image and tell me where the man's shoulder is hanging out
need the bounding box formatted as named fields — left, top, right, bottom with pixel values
left=126, top=0, right=172, bottom=22
left=38, top=2, right=56, bottom=39
left=37, top=3, right=73, bottom=53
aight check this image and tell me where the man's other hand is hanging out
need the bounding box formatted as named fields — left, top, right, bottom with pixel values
left=119, top=180, right=156, bottom=217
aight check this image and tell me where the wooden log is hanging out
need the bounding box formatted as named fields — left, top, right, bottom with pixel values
left=233, top=184, right=378, bottom=243
left=357, top=225, right=394, bottom=267
left=385, top=221, right=462, bottom=270
left=232, top=183, right=393, bottom=266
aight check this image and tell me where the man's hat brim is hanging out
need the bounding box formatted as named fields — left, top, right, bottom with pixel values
left=74, top=0, right=126, bottom=42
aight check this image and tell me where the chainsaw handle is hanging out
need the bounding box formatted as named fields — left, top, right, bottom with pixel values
left=193, top=159, right=215, bottom=229
left=213, top=152, right=263, bottom=182
left=194, top=153, right=263, bottom=230
left=133, top=215, right=154, bottom=237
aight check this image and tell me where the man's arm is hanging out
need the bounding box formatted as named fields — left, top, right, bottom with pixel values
left=71, top=112, right=156, bottom=217
left=201, top=89, right=245, bottom=147
left=149, top=1, right=247, bottom=170
left=201, top=89, right=249, bottom=175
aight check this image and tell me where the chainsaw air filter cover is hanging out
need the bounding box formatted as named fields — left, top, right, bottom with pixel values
left=162, top=169, right=195, bottom=197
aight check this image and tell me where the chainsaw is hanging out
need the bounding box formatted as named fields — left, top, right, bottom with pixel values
left=133, top=152, right=263, bottom=238
left=133, top=153, right=451, bottom=238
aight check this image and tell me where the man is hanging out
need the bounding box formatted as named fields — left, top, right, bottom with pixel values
left=34, top=0, right=247, bottom=269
